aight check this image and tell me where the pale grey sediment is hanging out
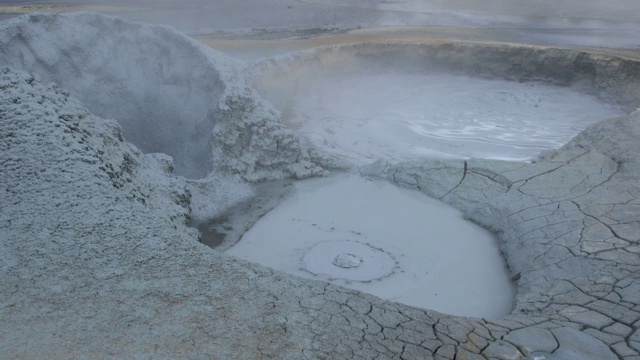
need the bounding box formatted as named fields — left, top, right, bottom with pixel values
left=1, top=13, right=640, bottom=359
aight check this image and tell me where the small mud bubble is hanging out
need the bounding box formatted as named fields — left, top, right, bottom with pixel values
left=333, top=253, right=363, bottom=268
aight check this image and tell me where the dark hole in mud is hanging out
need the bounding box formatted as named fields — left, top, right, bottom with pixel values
left=193, top=216, right=232, bottom=248
left=191, top=180, right=294, bottom=251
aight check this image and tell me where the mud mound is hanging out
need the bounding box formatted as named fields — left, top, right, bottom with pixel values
left=0, top=13, right=322, bottom=180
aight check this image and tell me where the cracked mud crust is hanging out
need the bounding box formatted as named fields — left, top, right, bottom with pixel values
left=1, top=18, right=640, bottom=360
left=2, top=69, right=639, bottom=360
left=359, top=111, right=640, bottom=359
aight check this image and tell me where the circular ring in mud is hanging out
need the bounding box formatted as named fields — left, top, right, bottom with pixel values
left=302, top=240, right=396, bottom=282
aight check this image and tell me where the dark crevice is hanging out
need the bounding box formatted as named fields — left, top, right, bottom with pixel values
left=441, top=160, right=467, bottom=200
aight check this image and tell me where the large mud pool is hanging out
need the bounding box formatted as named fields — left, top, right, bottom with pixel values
left=284, top=71, right=623, bottom=163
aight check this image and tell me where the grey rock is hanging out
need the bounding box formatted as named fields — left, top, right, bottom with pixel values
left=602, top=322, right=633, bottom=337
left=456, top=348, right=486, bottom=360
left=585, top=300, right=640, bottom=326
left=503, top=327, right=558, bottom=356
left=361, top=158, right=465, bottom=199
left=434, top=344, right=456, bottom=359
left=583, top=328, right=625, bottom=346
left=618, top=279, right=640, bottom=305
left=482, top=340, right=524, bottom=360
left=514, top=151, right=617, bottom=200
left=399, top=344, right=428, bottom=360
left=550, top=327, right=618, bottom=360
left=558, top=306, right=614, bottom=329
left=611, top=342, right=639, bottom=357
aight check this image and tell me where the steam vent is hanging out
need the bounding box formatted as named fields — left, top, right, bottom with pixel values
left=2, top=3, right=640, bottom=359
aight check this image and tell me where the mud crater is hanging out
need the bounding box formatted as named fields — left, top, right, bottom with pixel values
left=215, top=43, right=640, bottom=318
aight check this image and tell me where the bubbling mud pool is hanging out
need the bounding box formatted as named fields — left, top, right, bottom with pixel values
left=216, top=45, right=636, bottom=319
left=250, top=43, right=639, bottom=165
left=209, top=44, right=638, bottom=319
left=285, top=71, right=624, bottom=164
left=225, top=175, right=515, bottom=319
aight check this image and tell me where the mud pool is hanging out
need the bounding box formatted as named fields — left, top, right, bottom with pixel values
left=222, top=55, right=626, bottom=319
left=284, top=72, right=624, bottom=164
left=226, top=175, right=515, bottom=319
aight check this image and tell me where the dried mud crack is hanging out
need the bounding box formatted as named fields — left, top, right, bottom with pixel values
left=1, top=13, right=640, bottom=360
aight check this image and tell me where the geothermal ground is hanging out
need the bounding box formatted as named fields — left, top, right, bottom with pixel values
left=1, top=2, right=640, bottom=359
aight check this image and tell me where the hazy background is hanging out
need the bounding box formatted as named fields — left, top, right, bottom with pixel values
left=1, top=0, right=639, bottom=49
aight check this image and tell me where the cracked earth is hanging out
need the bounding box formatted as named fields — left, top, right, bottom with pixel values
left=360, top=112, right=640, bottom=359
left=2, top=67, right=639, bottom=360
left=1, top=14, right=640, bottom=360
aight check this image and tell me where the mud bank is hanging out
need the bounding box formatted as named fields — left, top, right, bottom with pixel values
left=0, top=13, right=324, bottom=181
left=1, top=13, right=640, bottom=360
